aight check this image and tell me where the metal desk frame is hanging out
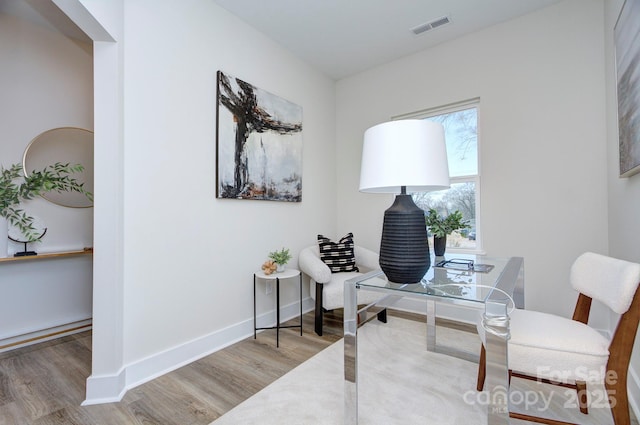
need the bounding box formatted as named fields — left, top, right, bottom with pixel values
left=343, top=256, right=524, bottom=424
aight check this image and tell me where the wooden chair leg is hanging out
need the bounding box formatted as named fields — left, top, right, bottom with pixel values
left=606, top=372, right=630, bottom=425
left=509, top=412, right=579, bottom=424
left=377, top=308, right=387, bottom=323
left=576, top=381, right=588, bottom=415
left=477, top=344, right=486, bottom=391
left=314, top=283, right=324, bottom=336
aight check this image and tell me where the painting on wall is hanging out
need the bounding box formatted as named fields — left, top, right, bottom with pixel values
left=615, top=0, right=640, bottom=177
left=216, top=71, right=303, bottom=201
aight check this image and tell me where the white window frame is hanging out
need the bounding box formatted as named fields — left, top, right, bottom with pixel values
left=393, top=98, right=483, bottom=254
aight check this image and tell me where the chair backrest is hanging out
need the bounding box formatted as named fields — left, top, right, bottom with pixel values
left=305, top=244, right=321, bottom=259
left=303, top=244, right=363, bottom=260
left=570, top=252, right=640, bottom=315
left=301, top=244, right=379, bottom=271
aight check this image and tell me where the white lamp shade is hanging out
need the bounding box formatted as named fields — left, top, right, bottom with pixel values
left=359, top=119, right=450, bottom=193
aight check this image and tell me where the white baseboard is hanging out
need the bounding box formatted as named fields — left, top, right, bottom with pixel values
left=83, top=297, right=315, bottom=405
left=82, top=369, right=128, bottom=405
left=0, top=319, right=92, bottom=353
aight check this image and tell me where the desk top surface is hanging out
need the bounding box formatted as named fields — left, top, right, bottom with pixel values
left=353, top=254, right=523, bottom=306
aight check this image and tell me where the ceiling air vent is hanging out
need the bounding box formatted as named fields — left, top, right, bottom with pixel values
left=411, top=15, right=451, bottom=35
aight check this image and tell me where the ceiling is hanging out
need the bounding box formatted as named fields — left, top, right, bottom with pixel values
left=213, top=0, right=564, bottom=79
left=1, top=0, right=565, bottom=80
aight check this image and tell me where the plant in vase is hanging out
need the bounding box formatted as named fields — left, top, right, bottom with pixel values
left=0, top=162, right=93, bottom=244
left=425, top=209, right=470, bottom=256
left=268, top=247, right=292, bottom=273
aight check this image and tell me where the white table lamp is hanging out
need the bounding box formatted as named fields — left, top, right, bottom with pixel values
left=360, top=119, right=450, bottom=283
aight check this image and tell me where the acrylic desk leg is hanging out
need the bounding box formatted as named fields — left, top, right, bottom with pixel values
left=344, top=278, right=358, bottom=425
left=426, top=299, right=436, bottom=351
left=483, top=301, right=510, bottom=424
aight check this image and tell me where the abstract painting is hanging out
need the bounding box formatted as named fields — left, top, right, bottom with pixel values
left=615, top=0, right=640, bottom=177
left=216, top=71, right=303, bottom=201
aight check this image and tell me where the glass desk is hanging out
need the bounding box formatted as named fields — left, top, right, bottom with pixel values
left=344, top=255, right=524, bottom=424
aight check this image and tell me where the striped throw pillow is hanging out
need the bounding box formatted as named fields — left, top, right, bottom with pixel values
left=317, top=233, right=359, bottom=273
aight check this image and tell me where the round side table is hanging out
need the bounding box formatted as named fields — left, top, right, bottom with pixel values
left=253, top=268, right=302, bottom=347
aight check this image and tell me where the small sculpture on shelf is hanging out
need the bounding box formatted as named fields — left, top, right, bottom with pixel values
left=8, top=215, right=47, bottom=257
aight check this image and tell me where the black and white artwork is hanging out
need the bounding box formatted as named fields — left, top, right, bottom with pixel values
left=216, top=71, right=303, bottom=201
left=615, top=0, right=640, bottom=177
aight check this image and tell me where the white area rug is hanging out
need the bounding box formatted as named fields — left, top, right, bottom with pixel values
left=211, top=317, right=615, bottom=425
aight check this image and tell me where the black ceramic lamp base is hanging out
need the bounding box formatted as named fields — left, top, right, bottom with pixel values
left=379, top=194, right=430, bottom=283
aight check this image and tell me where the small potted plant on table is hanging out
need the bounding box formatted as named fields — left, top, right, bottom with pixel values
left=268, top=247, right=292, bottom=273
left=425, top=209, right=470, bottom=256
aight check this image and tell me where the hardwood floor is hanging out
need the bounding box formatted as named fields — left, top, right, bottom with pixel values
left=0, top=311, right=344, bottom=425
left=1, top=310, right=638, bottom=424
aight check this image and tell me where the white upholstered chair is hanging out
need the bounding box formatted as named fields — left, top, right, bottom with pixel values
left=298, top=244, right=384, bottom=336
left=477, top=252, right=640, bottom=425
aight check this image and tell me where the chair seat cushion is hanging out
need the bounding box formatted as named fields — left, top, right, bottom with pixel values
left=478, top=309, right=610, bottom=383
left=311, top=271, right=382, bottom=310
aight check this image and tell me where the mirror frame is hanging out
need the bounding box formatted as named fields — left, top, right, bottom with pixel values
left=22, top=127, right=94, bottom=208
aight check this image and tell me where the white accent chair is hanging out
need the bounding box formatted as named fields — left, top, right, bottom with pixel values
left=298, top=244, right=385, bottom=336
left=477, top=252, right=640, bottom=425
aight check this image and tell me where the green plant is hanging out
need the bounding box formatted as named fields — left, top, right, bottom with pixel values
left=425, top=209, right=470, bottom=239
left=268, top=247, right=292, bottom=265
left=0, top=162, right=93, bottom=241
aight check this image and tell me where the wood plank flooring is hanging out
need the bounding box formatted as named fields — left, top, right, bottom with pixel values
left=0, top=310, right=638, bottom=424
left=0, top=310, right=344, bottom=425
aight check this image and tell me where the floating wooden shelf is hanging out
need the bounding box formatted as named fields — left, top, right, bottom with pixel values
left=0, top=248, right=93, bottom=263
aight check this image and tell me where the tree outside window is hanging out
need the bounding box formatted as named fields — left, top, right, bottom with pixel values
left=401, top=102, right=480, bottom=251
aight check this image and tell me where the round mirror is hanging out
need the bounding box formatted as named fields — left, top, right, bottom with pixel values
left=23, top=127, right=94, bottom=208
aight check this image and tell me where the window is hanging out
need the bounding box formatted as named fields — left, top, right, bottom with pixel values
left=396, top=99, right=480, bottom=252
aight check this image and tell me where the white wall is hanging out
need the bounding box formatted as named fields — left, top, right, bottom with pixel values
left=336, top=0, right=608, bottom=323
left=605, top=0, right=640, bottom=413
left=75, top=0, right=126, bottom=401
left=77, top=0, right=337, bottom=401
left=121, top=0, right=335, bottom=362
left=0, top=12, right=93, bottom=252
left=0, top=256, right=92, bottom=348
left=0, top=12, right=93, bottom=348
